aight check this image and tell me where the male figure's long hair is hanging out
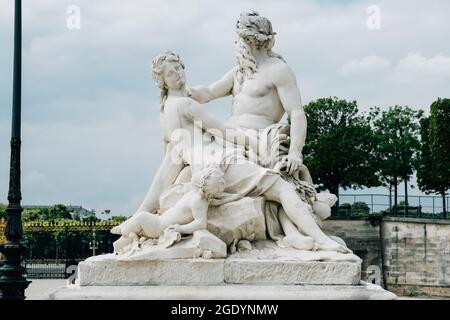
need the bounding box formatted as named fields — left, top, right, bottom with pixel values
left=235, top=11, right=285, bottom=87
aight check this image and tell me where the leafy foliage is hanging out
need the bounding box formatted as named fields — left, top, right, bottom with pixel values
left=417, top=117, right=434, bottom=194
left=351, top=201, right=370, bottom=216
left=0, top=203, right=6, bottom=220
left=106, top=215, right=128, bottom=224
left=81, top=215, right=101, bottom=223
left=417, top=98, right=450, bottom=214
left=21, top=204, right=72, bottom=222
left=429, top=98, right=450, bottom=196
left=370, top=106, right=423, bottom=202
left=303, top=97, right=380, bottom=196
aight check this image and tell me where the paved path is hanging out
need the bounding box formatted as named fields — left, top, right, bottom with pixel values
left=26, top=279, right=67, bottom=300
left=24, top=279, right=448, bottom=300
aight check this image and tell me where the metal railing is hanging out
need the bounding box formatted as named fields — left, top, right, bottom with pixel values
left=337, top=193, right=449, bottom=218
left=22, top=259, right=82, bottom=279
left=23, top=259, right=67, bottom=279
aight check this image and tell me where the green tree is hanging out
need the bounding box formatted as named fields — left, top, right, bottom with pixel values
left=430, top=98, right=450, bottom=215
left=46, top=204, right=72, bottom=221
left=417, top=117, right=436, bottom=204
left=22, top=208, right=45, bottom=222
left=0, top=203, right=7, bottom=220
left=351, top=201, right=370, bottom=216
left=82, top=216, right=100, bottom=223
left=72, top=212, right=81, bottom=221
left=303, top=97, right=380, bottom=212
left=107, top=215, right=128, bottom=223
left=424, top=98, right=450, bottom=215
left=370, top=106, right=423, bottom=208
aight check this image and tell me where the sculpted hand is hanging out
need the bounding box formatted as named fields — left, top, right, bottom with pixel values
left=281, top=153, right=303, bottom=175
left=187, top=86, right=207, bottom=103
left=168, top=224, right=183, bottom=233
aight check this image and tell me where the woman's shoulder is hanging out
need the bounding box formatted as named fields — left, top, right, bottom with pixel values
left=166, top=96, right=198, bottom=108
left=173, top=97, right=203, bottom=119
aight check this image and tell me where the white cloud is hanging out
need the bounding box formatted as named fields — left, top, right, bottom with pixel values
left=1, top=0, right=450, bottom=214
left=394, top=52, right=450, bottom=81
left=339, top=55, right=391, bottom=76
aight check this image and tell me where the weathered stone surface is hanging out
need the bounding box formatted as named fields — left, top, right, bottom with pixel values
left=112, top=229, right=226, bottom=261
left=78, top=258, right=224, bottom=286
left=224, top=260, right=360, bottom=285
left=224, top=240, right=361, bottom=285
left=229, top=240, right=362, bottom=263
left=78, top=240, right=362, bottom=286
left=207, top=197, right=267, bottom=246
left=46, top=282, right=397, bottom=300
left=323, top=217, right=450, bottom=297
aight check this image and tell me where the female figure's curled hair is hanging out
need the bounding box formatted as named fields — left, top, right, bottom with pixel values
left=151, top=50, right=185, bottom=111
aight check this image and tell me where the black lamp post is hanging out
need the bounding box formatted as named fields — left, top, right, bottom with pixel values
left=0, top=0, right=31, bottom=300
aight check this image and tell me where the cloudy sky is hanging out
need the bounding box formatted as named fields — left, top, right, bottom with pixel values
left=0, top=0, right=449, bottom=216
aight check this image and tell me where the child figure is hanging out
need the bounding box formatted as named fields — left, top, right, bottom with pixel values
left=111, top=166, right=225, bottom=254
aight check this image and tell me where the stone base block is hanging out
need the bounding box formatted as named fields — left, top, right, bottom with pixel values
left=45, top=282, right=397, bottom=300
left=78, top=258, right=224, bottom=286
left=224, top=260, right=360, bottom=285
left=78, top=255, right=361, bottom=286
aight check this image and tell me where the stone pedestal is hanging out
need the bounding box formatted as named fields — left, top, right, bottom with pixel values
left=77, top=256, right=360, bottom=286
left=45, top=240, right=397, bottom=300
left=46, top=282, right=397, bottom=300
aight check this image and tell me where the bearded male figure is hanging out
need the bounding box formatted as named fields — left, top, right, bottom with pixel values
left=189, top=12, right=337, bottom=246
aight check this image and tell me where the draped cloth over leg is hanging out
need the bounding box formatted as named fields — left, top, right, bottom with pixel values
left=255, top=123, right=322, bottom=241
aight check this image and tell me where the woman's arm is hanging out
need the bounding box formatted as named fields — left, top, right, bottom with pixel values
left=136, top=143, right=184, bottom=213
left=182, top=101, right=258, bottom=151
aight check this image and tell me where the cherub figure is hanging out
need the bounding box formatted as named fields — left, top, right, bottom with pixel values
left=111, top=166, right=225, bottom=254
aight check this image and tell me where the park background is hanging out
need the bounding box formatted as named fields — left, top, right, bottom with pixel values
left=1, top=0, right=449, bottom=217
left=0, top=0, right=449, bottom=298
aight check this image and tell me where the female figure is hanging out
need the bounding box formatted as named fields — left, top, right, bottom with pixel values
left=135, top=50, right=350, bottom=253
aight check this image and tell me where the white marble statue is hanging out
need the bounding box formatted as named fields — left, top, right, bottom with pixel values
left=113, top=49, right=350, bottom=256
left=188, top=11, right=337, bottom=244
left=48, top=12, right=402, bottom=300
left=111, top=166, right=226, bottom=254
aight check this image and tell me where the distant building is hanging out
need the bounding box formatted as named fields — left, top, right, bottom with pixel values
left=22, top=205, right=96, bottom=219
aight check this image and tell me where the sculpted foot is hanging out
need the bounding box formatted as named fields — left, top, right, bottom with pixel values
left=279, top=235, right=315, bottom=250
left=316, top=238, right=352, bottom=254
left=110, top=225, right=122, bottom=235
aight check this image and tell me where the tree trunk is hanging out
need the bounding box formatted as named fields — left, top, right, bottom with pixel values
left=389, top=183, right=392, bottom=213
left=404, top=176, right=408, bottom=205
left=394, top=177, right=398, bottom=207
left=442, top=191, right=447, bottom=217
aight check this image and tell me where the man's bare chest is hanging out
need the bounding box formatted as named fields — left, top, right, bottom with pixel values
left=233, top=72, right=276, bottom=98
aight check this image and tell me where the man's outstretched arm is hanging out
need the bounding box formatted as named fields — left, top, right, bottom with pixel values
left=189, top=67, right=236, bottom=104
left=274, top=64, right=307, bottom=175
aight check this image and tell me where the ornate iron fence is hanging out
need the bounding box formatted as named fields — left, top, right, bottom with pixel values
left=0, top=219, right=119, bottom=245
left=337, top=194, right=449, bottom=218
left=22, top=259, right=69, bottom=279
left=1, top=219, right=121, bottom=278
